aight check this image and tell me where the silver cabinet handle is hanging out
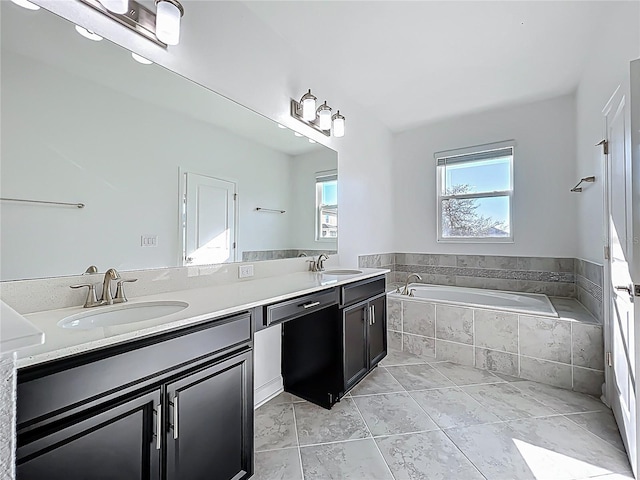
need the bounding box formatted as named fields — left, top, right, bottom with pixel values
left=155, top=404, right=162, bottom=450
left=369, top=306, right=373, bottom=325
left=372, top=304, right=376, bottom=324
left=302, top=301, right=320, bottom=309
left=171, top=394, right=179, bottom=440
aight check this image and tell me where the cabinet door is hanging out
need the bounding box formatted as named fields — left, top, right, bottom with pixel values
left=16, top=390, right=160, bottom=480
left=368, top=294, right=387, bottom=367
left=165, top=350, right=253, bottom=480
left=343, top=303, right=368, bottom=390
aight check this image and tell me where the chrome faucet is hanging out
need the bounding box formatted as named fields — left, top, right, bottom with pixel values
left=316, top=254, right=330, bottom=272
left=402, top=273, right=422, bottom=295
left=100, top=268, right=121, bottom=305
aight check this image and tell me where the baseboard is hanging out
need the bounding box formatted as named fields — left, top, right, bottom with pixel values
left=254, top=375, right=283, bottom=409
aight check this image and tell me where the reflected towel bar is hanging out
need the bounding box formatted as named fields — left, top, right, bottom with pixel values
left=570, top=176, right=596, bottom=193
left=1, top=197, right=85, bottom=208
left=255, top=207, right=285, bottom=214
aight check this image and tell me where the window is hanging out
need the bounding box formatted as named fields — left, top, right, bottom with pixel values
left=436, top=142, right=514, bottom=242
left=316, top=172, right=337, bottom=240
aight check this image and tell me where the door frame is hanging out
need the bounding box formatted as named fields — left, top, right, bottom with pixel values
left=178, top=168, right=239, bottom=266
left=602, top=70, right=639, bottom=475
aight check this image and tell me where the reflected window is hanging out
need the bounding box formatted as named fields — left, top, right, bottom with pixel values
left=436, top=143, right=514, bottom=242
left=316, top=172, right=338, bottom=240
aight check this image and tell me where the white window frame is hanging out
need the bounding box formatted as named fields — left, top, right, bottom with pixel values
left=315, top=171, right=338, bottom=242
left=435, top=140, right=515, bottom=243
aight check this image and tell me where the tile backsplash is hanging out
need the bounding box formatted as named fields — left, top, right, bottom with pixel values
left=359, top=253, right=604, bottom=322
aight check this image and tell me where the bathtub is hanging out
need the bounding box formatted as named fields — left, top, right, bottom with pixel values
left=389, top=283, right=558, bottom=317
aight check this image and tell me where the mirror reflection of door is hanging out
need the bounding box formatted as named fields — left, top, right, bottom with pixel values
left=604, top=85, right=636, bottom=474
left=183, top=172, right=237, bottom=266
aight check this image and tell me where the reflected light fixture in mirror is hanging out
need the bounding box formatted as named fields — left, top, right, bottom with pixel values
left=75, top=25, right=104, bottom=41
left=98, top=0, right=128, bottom=14
left=10, top=0, right=40, bottom=10
left=131, top=52, right=153, bottom=64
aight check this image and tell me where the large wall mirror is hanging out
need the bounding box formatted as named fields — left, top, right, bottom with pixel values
left=0, top=3, right=338, bottom=281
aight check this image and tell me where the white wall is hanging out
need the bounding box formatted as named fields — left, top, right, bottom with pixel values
left=290, top=149, right=338, bottom=252
left=30, top=0, right=395, bottom=268
left=575, top=1, right=640, bottom=263
left=393, top=94, right=578, bottom=257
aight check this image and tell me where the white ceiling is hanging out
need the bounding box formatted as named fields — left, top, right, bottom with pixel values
left=244, top=1, right=611, bottom=132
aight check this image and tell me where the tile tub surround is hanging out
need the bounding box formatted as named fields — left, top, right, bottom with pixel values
left=387, top=295, right=605, bottom=396
left=253, top=364, right=631, bottom=480
left=359, top=253, right=605, bottom=322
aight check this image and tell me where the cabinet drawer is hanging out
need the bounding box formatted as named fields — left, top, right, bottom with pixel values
left=340, top=276, right=385, bottom=307
left=264, top=289, right=337, bottom=326
left=18, top=312, right=251, bottom=429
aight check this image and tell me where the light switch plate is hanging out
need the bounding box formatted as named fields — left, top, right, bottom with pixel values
left=141, top=235, right=158, bottom=247
left=239, top=265, right=254, bottom=278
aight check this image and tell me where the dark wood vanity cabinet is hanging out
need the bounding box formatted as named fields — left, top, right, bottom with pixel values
left=280, top=275, right=387, bottom=409
left=16, top=312, right=253, bottom=480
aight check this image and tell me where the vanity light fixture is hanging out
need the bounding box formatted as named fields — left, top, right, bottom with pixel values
left=77, top=0, right=184, bottom=47
left=75, top=25, right=103, bottom=41
left=317, top=101, right=332, bottom=131
left=290, top=89, right=345, bottom=138
left=294, top=132, right=304, bottom=137
left=332, top=111, right=345, bottom=138
left=277, top=124, right=287, bottom=129
left=10, top=0, right=40, bottom=10
left=131, top=52, right=153, bottom=64
left=308, top=139, right=317, bottom=144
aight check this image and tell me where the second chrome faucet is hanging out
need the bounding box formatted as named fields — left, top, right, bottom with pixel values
left=71, top=267, right=138, bottom=308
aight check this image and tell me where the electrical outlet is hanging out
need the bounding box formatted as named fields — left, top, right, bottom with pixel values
left=141, top=235, right=158, bottom=247
left=239, top=264, right=254, bottom=278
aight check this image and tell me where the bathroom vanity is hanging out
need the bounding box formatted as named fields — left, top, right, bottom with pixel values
left=13, top=270, right=387, bottom=480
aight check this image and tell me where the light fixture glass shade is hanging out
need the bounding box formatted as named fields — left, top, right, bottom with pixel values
left=131, top=52, right=153, bottom=64
left=99, top=0, right=128, bottom=14
left=317, top=102, right=332, bottom=131
left=75, top=25, right=103, bottom=41
left=10, top=0, right=40, bottom=10
left=300, top=90, right=317, bottom=121
left=156, top=0, right=182, bottom=45
left=332, top=112, right=345, bottom=137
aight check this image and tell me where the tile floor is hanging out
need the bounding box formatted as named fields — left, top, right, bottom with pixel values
left=253, top=350, right=632, bottom=480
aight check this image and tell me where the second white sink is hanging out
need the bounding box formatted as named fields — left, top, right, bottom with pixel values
left=321, top=269, right=363, bottom=275
left=58, top=301, right=189, bottom=330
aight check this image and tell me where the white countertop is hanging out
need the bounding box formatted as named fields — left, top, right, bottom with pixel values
left=1, top=300, right=44, bottom=354
left=16, top=268, right=388, bottom=368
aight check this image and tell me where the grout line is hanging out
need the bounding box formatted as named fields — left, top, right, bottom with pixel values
left=561, top=413, right=628, bottom=454
left=290, top=401, right=305, bottom=478
left=440, top=426, right=489, bottom=479
left=255, top=445, right=300, bottom=454
left=349, top=397, right=397, bottom=480
left=298, top=436, right=375, bottom=449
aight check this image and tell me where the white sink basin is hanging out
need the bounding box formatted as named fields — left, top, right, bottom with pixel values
left=322, top=269, right=363, bottom=275
left=58, top=301, right=189, bottom=330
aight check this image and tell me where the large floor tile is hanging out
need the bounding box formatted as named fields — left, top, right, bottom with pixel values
left=507, top=416, right=632, bottom=479
left=432, top=361, right=505, bottom=386
left=379, top=349, right=432, bottom=367
left=376, top=431, right=484, bottom=480
left=350, top=367, right=404, bottom=396
left=410, top=387, right=502, bottom=429
left=254, top=403, right=298, bottom=451
left=566, top=411, right=626, bottom=451
left=300, top=438, right=393, bottom=480
left=463, top=383, right=556, bottom=421
left=253, top=448, right=303, bottom=480
left=445, top=422, right=539, bottom=479
left=353, top=392, right=438, bottom=436
left=385, top=364, right=456, bottom=391
left=293, top=398, right=370, bottom=446
left=263, top=391, right=306, bottom=405
left=511, top=380, right=607, bottom=413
